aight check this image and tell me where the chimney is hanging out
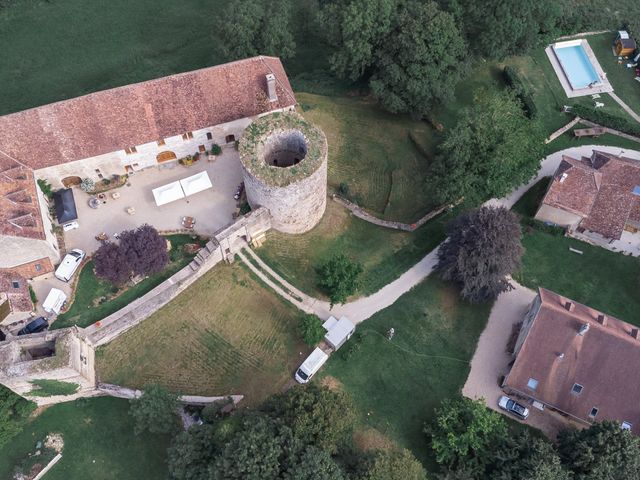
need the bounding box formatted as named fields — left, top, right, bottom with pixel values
left=564, top=301, right=575, bottom=312
left=266, top=74, right=277, bottom=102
left=578, top=323, right=590, bottom=336
left=597, top=314, right=607, bottom=326
left=632, top=329, right=640, bottom=339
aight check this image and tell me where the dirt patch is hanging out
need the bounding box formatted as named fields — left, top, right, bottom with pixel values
left=30, top=405, right=52, bottom=419
left=320, top=375, right=343, bottom=391
left=437, top=283, right=460, bottom=316
left=44, top=433, right=64, bottom=453
left=353, top=427, right=395, bottom=452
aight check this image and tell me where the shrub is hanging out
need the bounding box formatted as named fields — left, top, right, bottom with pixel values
left=520, top=216, right=565, bottom=236
left=28, top=286, right=37, bottom=304
left=503, top=66, right=537, bottom=119
left=129, top=384, right=180, bottom=435
left=36, top=179, right=53, bottom=199
left=298, top=314, right=325, bottom=346
left=102, top=178, right=111, bottom=186
left=338, top=182, right=349, bottom=196
left=210, top=143, right=222, bottom=155
left=80, top=177, right=95, bottom=192
left=571, top=104, right=640, bottom=136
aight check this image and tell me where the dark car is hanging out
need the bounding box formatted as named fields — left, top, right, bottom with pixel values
left=17, top=317, right=49, bottom=336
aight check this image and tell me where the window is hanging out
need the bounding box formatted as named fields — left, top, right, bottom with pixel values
left=572, top=383, right=583, bottom=395
left=132, top=163, right=139, bottom=167
left=206, top=132, right=213, bottom=140
left=622, top=421, right=633, bottom=430
left=124, top=146, right=137, bottom=154
left=225, top=134, right=235, bottom=144
left=527, top=378, right=539, bottom=390
left=182, top=132, right=194, bottom=140
left=94, top=169, right=101, bottom=173
left=11, top=281, right=19, bottom=289
left=35, top=264, right=42, bottom=272
left=157, top=139, right=166, bottom=146
left=198, top=145, right=206, bottom=153
left=589, top=407, right=599, bottom=418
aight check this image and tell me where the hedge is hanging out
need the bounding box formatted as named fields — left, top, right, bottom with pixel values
left=503, top=66, right=537, bottom=119
left=571, top=104, right=640, bottom=137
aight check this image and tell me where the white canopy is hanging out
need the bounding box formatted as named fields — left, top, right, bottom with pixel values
left=152, top=181, right=185, bottom=206
left=180, top=171, right=213, bottom=197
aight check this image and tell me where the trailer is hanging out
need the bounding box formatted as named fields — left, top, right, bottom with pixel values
left=323, top=316, right=355, bottom=351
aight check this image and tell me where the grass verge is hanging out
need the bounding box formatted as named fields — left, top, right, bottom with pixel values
left=28, top=380, right=79, bottom=397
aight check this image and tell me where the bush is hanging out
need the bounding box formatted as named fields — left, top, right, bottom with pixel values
left=210, top=143, right=222, bottom=155
left=36, top=179, right=53, bottom=199
left=520, top=216, right=566, bottom=236
left=28, top=286, right=37, bottom=304
left=338, top=182, right=349, bottom=196
left=129, top=384, right=180, bottom=435
left=298, top=314, right=325, bottom=346
left=503, top=66, right=537, bottom=119
left=571, top=104, right=640, bottom=136
left=80, top=177, right=95, bottom=192
left=317, top=254, right=363, bottom=307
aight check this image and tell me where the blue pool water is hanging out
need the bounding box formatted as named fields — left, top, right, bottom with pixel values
left=554, top=44, right=600, bottom=89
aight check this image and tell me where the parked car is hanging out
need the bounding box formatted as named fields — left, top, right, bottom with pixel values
left=498, top=395, right=530, bottom=420
left=17, top=317, right=49, bottom=336
left=62, top=220, right=80, bottom=231
left=295, top=347, right=329, bottom=384
left=54, top=248, right=85, bottom=282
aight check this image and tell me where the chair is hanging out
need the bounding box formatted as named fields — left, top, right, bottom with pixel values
left=126, top=206, right=136, bottom=215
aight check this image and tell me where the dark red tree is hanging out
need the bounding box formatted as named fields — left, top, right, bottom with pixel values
left=119, top=224, right=169, bottom=277
left=93, top=241, right=131, bottom=285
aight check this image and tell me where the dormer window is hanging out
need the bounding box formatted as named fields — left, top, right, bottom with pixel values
left=206, top=132, right=213, bottom=140
left=157, top=139, right=166, bottom=146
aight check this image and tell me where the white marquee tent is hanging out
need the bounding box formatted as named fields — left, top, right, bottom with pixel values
left=152, top=181, right=185, bottom=206
left=180, top=171, right=213, bottom=197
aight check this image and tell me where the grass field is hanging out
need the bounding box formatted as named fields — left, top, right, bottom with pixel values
left=321, top=277, right=491, bottom=471
left=0, top=397, right=171, bottom=480
left=513, top=178, right=640, bottom=325
left=97, top=262, right=309, bottom=405
left=259, top=200, right=453, bottom=299
left=53, top=235, right=201, bottom=329
left=299, top=93, right=439, bottom=221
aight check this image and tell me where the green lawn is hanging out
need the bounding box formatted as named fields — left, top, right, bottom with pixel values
left=321, top=277, right=491, bottom=471
left=0, top=397, right=171, bottom=480
left=259, top=200, right=453, bottom=299
left=97, top=262, right=309, bottom=405
left=53, top=234, right=201, bottom=329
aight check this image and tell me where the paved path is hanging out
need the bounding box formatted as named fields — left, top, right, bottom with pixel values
left=247, top=145, right=640, bottom=325
left=609, top=92, right=640, bottom=124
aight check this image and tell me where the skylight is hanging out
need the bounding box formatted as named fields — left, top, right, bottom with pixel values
left=589, top=407, right=598, bottom=418
left=572, top=383, right=583, bottom=395
left=527, top=378, right=539, bottom=390
left=633, top=185, right=640, bottom=196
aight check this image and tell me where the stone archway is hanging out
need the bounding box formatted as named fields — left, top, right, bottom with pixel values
left=61, top=176, right=82, bottom=188
left=157, top=151, right=177, bottom=163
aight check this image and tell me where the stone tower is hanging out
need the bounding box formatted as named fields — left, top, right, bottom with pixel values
left=239, top=112, right=328, bottom=234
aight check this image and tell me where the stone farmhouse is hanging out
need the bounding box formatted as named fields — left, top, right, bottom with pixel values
left=0, top=56, right=296, bottom=322
left=504, top=288, right=640, bottom=433
left=535, top=150, right=640, bottom=243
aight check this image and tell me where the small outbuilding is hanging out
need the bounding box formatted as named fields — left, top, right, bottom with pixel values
left=52, top=188, right=78, bottom=224
left=614, top=31, right=636, bottom=57
left=323, top=316, right=355, bottom=351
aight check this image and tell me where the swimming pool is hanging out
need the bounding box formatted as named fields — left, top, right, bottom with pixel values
left=553, top=41, right=601, bottom=89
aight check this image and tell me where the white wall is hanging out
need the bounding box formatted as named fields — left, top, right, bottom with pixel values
left=34, top=179, right=61, bottom=264
left=0, top=234, right=59, bottom=269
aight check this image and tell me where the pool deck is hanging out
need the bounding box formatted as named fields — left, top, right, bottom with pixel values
left=546, top=39, right=613, bottom=98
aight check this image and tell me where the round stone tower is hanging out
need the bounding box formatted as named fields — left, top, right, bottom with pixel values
left=239, top=112, right=328, bottom=234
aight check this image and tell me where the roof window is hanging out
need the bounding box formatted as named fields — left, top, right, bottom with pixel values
left=589, top=407, right=598, bottom=418
left=572, top=383, right=583, bottom=395
left=527, top=378, right=539, bottom=390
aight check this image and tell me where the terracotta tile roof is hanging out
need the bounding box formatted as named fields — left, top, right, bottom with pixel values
left=0, top=56, right=296, bottom=170
left=505, top=288, right=640, bottom=433
left=0, top=271, right=32, bottom=314
left=540, top=151, right=640, bottom=239
left=0, top=160, right=45, bottom=240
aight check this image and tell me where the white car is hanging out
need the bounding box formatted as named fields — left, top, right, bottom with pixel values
left=54, top=249, right=86, bottom=282
left=498, top=395, right=530, bottom=420
left=62, top=220, right=79, bottom=231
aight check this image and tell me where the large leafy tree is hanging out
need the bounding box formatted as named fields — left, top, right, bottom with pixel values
left=436, top=206, right=523, bottom=303
left=0, top=386, right=35, bottom=450
left=219, top=0, right=296, bottom=61
left=369, top=1, right=467, bottom=116
left=558, top=421, right=640, bottom=480
left=357, top=449, right=428, bottom=480
left=129, top=384, right=179, bottom=435
left=426, top=397, right=507, bottom=471
left=317, top=254, right=363, bottom=307
left=430, top=89, right=544, bottom=205
left=263, top=384, right=356, bottom=453
left=93, top=240, right=131, bottom=285
left=298, top=314, right=326, bottom=346
left=319, top=0, right=396, bottom=81
left=168, top=424, right=219, bottom=480
left=457, top=0, right=563, bottom=59
left=119, top=224, right=168, bottom=277
left=283, top=445, right=346, bottom=480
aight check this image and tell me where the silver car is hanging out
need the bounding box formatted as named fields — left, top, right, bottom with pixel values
left=498, top=395, right=530, bottom=420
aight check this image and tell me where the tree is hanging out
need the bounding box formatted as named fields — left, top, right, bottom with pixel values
left=319, top=0, right=396, bottom=81
left=358, top=449, right=428, bottom=480
left=93, top=241, right=131, bottom=285
left=129, top=384, right=179, bottom=435
left=427, top=397, right=507, bottom=471
left=209, top=415, right=298, bottom=480
left=317, top=254, right=363, bottom=307
left=283, top=445, right=346, bottom=480
left=369, top=1, right=467, bottom=116
left=490, top=432, right=570, bottom=480
left=0, top=386, right=35, bottom=450
left=430, top=89, right=544, bottom=204
left=119, top=224, right=168, bottom=277
left=557, top=421, right=640, bottom=480
left=298, top=314, right=325, bottom=346
left=263, top=383, right=356, bottom=453
left=457, top=0, right=563, bottom=59
left=436, top=206, right=523, bottom=303
left=218, top=0, right=295, bottom=61
left=168, top=424, right=219, bottom=480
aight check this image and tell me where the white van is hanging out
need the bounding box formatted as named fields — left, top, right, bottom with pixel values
left=42, top=288, right=67, bottom=314
left=295, top=347, right=329, bottom=384
left=55, top=249, right=85, bottom=282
